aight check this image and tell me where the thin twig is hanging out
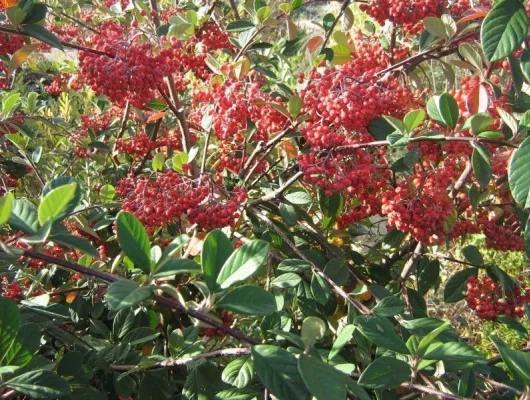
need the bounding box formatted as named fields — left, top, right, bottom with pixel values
left=15, top=249, right=261, bottom=344
left=320, top=0, right=351, bottom=50
left=110, top=347, right=251, bottom=370
left=250, top=207, right=370, bottom=314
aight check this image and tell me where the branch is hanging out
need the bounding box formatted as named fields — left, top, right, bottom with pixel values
left=0, top=25, right=112, bottom=57
left=320, top=0, right=351, bottom=50
left=250, top=207, right=370, bottom=314
left=110, top=348, right=251, bottom=370
left=16, top=250, right=261, bottom=345
left=249, top=171, right=304, bottom=206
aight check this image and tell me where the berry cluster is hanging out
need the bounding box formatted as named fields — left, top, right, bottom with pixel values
left=79, top=22, right=171, bottom=108
left=0, top=32, right=24, bottom=55
left=116, top=130, right=183, bottom=157
left=360, top=0, right=443, bottom=33
left=1, top=277, right=23, bottom=302
left=466, top=275, right=530, bottom=320
left=299, top=39, right=417, bottom=149
left=45, top=74, right=70, bottom=96
left=116, top=172, right=245, bottom=231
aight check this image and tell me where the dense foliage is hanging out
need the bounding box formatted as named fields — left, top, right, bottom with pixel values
left=3, top=0, right=530, bottom=398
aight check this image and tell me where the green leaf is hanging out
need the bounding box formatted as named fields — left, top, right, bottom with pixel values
left=251, top=345, right=309, bottom=400
left=526, top=217, right=530, bottom=259
left=202, top=230, right=233, bottom=292
left=222, top=357, right=254, bottom=389
left=0, top=192, right=14, bottom=226
left=497, top=315, right=529, bottom=339
left=5, top=370, right=70, bottom=398
left=256, top=6, right=271, bottom=23
left=121, top=327, right=160, bottom=345
left=106, top=280, right=153, bottom=311
left=416, top=321, right=451, bottom=358
left=323, top=259, right=348, bottom=285
left=116, top=212, right=151, bottom=274
left=471, top=143, right=492, bottom=188
left=272, top=273, right=302, bottom=288
left=372, top=296, right=405, bottom=317
left=509, top=136, right=530, bottom=208
left=354, top=315, right=409, bottom=354
left=288, top=95, right=303, bottom=118
left=284, top=191, right=312, bottom=205
left=367, top=117, right=395, bottom=140
left=50, top=233, right=99, bottom=258
left=298, top=354, right=349, bottom=400
left=490, top=334, right=530, bottom=386
left=424, top=16, right=448, bottom=39
left=8, top=199, right=38, bottom=235
left=21, top=24, right=64, bottom=51
left=481, top=0, right=528, bottom=62
left=417, top=259, right=440, bottom=296
left=37, top=183, right=78, bottom=225
left=153, top=259, right=201, bottom=278
left=403, top=109, right=426, bottom=131
left=323, top=13, right=335, bottom=31
left=3, top=323, right=40, bottom=367
left=6, top=6, right=26, bottom=26
left=311, top=272, right=330, bottom=305
left=152, top=153, right=165, bottom=171
left=42, top=177, right=82, bottom=221
left=226, top=20, right=255, bottom=32
left=444, top=268, right=478, bottom=303
left=278, top=259, right=311, bottom=272
left=329, top=324, right=354, bottom=360
left=458, top=368, right=477, bottom=398
left=427, top=93, right=459, bottom=129
left=216, top=240, right=269, bottom=289
left=358, top=357, right=410, bottom=390
left=424, top=342, right=485, bottom=370
left=216, top=285, right=276, bottom=316
left=462, top=245, right=484, bottom=265
left=0, top=298, right=20, bottom=365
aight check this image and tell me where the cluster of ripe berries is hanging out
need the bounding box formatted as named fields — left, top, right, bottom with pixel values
left=1, top=277, right=24, bottom=302
left=116, top=172, right=246, bottom=231
left=359, top=0, right=442, bottom=33
left=79, top=22, right=171, bottom=108
left=466, top=275, right=530, bottom=320
left=116, top=130, right=183, bottom=157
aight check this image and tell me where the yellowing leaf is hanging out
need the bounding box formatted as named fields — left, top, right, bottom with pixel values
left=282, top=139, right=297, bottom=160
left=65, top=291, right=78, bottom=304
left=1, top=0, right=18, bottom=8
left=147, top=112, right=168, bottom=123
left=307, top=36, right=323, bottom=53
left=8, top=44, right=38, bottom=78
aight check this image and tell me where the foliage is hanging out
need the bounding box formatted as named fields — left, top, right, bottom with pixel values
left=1, top=0, right=530, bottom=398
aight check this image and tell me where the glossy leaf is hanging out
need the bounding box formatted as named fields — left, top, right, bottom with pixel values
left=358, top=357, right=410, bottom=390
left=116, top=212, right=151, bottom=273
left=216, top=286, right=276, bottom=315
left=481, top=0, right=528, bottom=62
left=251, top=345, right=309, bottom=400
left=216, top=240, right=269, bottom=289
